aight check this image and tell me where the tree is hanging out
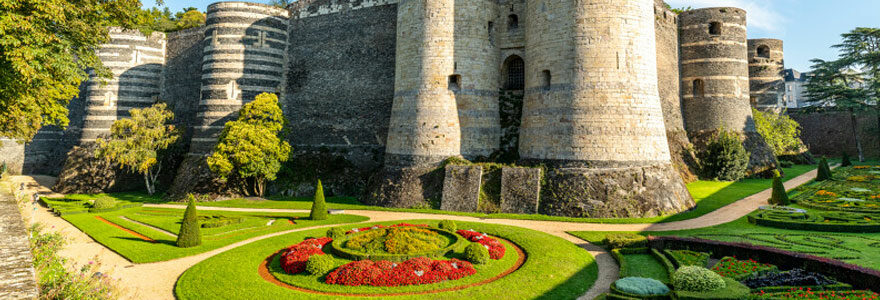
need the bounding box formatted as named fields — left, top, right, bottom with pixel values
left=841, top=152, right=853, bottom=167
left=207, top=93, right=291, bottom=196
left=769, top=170, right=789, bottom=205
left=752, top=108, right=807, bottom=156
left=174, top=10, right=205, bottom=30
left=805, top=28, right=880, bottom=162
left=176, top=198, right=202, bottom=248
left=95, top=103, right=180, bottom=195
left=310, top=180, right=328, bottom=220
left=0, top=0, right=143, bottom=143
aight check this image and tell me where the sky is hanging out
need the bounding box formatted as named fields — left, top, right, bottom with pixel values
left=151, top=0, right=880, bottom=72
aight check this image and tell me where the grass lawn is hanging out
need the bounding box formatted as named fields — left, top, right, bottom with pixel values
left=57, top=206, right=368, bottom=263
left=74, top=164, right=816, bottom=225
left=175, top=220, right=597, bottom=300
left=619, top=253, right=669, bottom=282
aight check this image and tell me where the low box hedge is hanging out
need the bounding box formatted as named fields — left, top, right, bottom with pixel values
left=751, top=282, right=852, bottom=293
left=673, top=277, right=750, bottom=300
left=330, top=227, right=464, bottom=262
left=609, top=281, right=672, bottom=300
left=747, top=213, right=880, bottom=233
left=651, top=248, right=676, bottom=280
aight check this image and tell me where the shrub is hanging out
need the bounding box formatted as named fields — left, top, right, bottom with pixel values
left=817, top=158, right=832, bottom=181
left=769, top=170, right=790, bottom=205
left=309, top=180, right=328, bottom=220
left=280, top=237, right=333, bottom=274
left=752, top=108, right=807, bottom=156
left=614, top=277, right=670, bottom=296
left=698, top=130, right=750, bottom=181
left=29, top=224, right=118, bottom=299
left=305, top=254, right=335, bottom=276
left=91, top=197, right=116, bottom=210
left=457, top=229, right=506, bottom=259
left=841, top=152, right=853, bottom=167
left=439, top=220, right=457, bottom=231
left=326, top=227, right=346, bottom=239
left=464, top=242, right=490, bottom=265
left=176, top=200, right=202, bottom=248
left=604, top=233, right=648, bottom=249
left=778, top=160, right=793, bottom=168
left=672, top=266, right=726, bottom=292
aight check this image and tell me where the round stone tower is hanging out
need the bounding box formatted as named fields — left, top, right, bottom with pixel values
left=189, top=1, right=289, bottom=155
left=679, top=7, right=777, bottom=176
left=518, top=0, right=694, bottom=218
left=80, top=28, right=166, bottom=143
left=748, top=38, right=784, bottom=112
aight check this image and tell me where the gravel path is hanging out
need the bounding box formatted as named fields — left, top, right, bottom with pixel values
left=10, top=167, right=820, bottom=300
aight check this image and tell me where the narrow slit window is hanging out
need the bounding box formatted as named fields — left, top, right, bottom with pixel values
left=508, top=14, right=519, bottom=30
left=693, top=79, right=705, bottom=97
left=542, top=70, right=552, bottom=89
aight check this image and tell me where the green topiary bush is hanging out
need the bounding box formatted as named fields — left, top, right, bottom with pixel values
left=816, top=158, right=832, bottom=181
left=672, top=266, right=726, bottom=292
left=464, top=242, right=490, bottom=265
left=769, top=170, right=790, bottom=205
left=326, top=227, right=346, bottom=239
left=603, top=233, right=648, bottom=249
left=305, top=254, right=335, bottom=275
left=698, top=130, right=750, bottom=181
left=91, top=197, right=116, bottom=210
left=614, top=277, right=671, bottom=296
left=176, top=199, right=202, bottom=248
left=841, top=152, right=852, bottom=167
left=310, top=180, right=328, bottom=220
left=439, top=220, right=457, bottom=231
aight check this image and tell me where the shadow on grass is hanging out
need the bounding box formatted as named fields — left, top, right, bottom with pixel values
left=115, top=236, right=176, bottom=246
left=536, top=247, right=600, bottom=300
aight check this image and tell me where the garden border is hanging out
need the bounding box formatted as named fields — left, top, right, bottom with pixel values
left=646, top=236, right=880, bottom=292
left=257, top=237, right=527, bottom=297
left=94, top=216, right=157, bottom=243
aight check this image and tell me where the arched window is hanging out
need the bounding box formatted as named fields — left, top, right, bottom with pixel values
left=709, top=22, right=722, bottom=35
left=503, top=56, right=525, bottom=90
left=757, top=45, right=770, bottom=58
left=542, top=70, right=552, bottom=89
left=508, top=14, right=519, bottom=30
left=693, top=79, right=705, bottom=97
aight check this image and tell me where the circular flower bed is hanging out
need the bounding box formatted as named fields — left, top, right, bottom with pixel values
left=331, top=225, right=463, bottom=262
left=324, top=257, right=476, bottom=287
left=280, top=237, right=333, bottom=274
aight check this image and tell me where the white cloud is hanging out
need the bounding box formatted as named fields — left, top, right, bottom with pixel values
left=665, top=0, right=787, bottom=34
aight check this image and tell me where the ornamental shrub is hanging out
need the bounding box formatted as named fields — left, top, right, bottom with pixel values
left=752, top=108, right=807, bottom=156
left=309, top=180, right=328, bottom=220
left=176, top=200, right=202, bottom=248
left=603, top=233, right=647, bottom=249
left=91, top=197, right=115, bottom=210
left=305, top=254, right=335, bottom=276
left=457, top=229, right=506, bottom=259
left=464, top=242, right=490, bottom=265
left=769, top=170, right=790, bottom=205
left=326, top=227, right=345, bottom=239
left=816, top=158, right=832, bottom=181
left=672, top=266, right=726, bottom=292
left=439, top=220, right=457, bottom=232
left=841, top=152, right=853, bottom=167
left=614, top=277, right=670, bottom=296
left=697, top=130, right=750, bottom=181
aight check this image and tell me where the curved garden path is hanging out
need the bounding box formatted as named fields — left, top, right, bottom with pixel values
left=9, top=167, right=821, bottom=300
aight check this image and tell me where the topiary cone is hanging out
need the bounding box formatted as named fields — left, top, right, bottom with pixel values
left=176, top=199, right=202, bottom=248
left=816, top=158, right=832, bottom=181
left=310, top=180, right=328, bottom=220
left=841, top=152, right=852, bottom=167
left=770, top=170, right=789, bottom=205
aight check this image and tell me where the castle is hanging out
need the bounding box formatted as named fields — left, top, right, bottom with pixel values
left=0, top=0, right=787, bottom=218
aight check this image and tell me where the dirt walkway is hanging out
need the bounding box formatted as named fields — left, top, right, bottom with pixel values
left=11, top=167, right=820, bottom=300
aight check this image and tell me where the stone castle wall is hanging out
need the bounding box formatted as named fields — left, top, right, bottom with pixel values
left=748, top=38, right=784, bottom=111
left=162, top=26, right=206, bottom=150
left=792, top=111, right=880, bottom=159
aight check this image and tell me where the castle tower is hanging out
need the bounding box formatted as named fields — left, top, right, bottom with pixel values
left=384, top=0, right=459, bottom=168
left=189, top=2, right=289, bottom=155
left=454, top=0, right=501, bottom=159
left=168, top=2, right=289, bottom=198
left=748, top=39, right=785, bottom=112
left=679, top=7, right=777, bottom=176
left=519, top=0, right=694, bottom=218
left=80, top=28, right=166, bottom=143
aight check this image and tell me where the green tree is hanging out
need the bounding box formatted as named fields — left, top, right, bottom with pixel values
left=310, top=180, right=328, bottom=220
left=207, top=93, right=291, bottom=196
left=805, top=28, right=880, bottom=161
left=752, top=109, right=807, bottom=156
left=0, top=0, right=143, bottom=143
left=176, top=198, right=202, bottom=248
left=95, top=103, right=180, bottom=195
left=174, top=9, right=205, bottom=30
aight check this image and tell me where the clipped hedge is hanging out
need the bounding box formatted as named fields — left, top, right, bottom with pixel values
left=305, top=254, right=335, bottom=276
left=330, top=227, right=463, bottom=262
left=671, top=266, right=725, bottom=292
left=651, top=248, right=676, bottom=280
left=610, top=277, right=671, bottom=300
left=674, top=277, right=750, bottom=300
left=747, top=210, right=880, bottom=233
left=176, top=200, right=202, bottom=248
left=464, top=242, right=490, bottom=265
left=604, top=233, right=648, bottom=249
left=326, top=227, right=346, bottom=239
left=664, top=249, right=710, bottom=269
left=439, top=220, right=457, bottom=232
left=199, top=215, right=243, bottom=229
left=92, top=197, right=115, bottom=210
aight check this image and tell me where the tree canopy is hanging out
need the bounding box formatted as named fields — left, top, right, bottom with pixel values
left=135, top=6, right=205, bottom=34
left=0, top=0, right=143, bottom=143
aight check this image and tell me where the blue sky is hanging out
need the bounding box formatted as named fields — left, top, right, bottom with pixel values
left=152, top=0, right=880, bottom=72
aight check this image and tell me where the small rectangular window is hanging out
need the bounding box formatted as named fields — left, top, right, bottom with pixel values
left=448, top=75, right=461, bottom=91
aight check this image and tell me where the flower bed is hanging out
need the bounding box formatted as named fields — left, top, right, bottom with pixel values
left=742, top=268, right=837, bottom=289
left=747, top=207, right=880, bottom=232
left=665, top=249, right=710, bottom=268
left=457, top=229, right=506, bottom=259
left=280, top=237, right=333, bottom=274
left=345, top=223, right=428, bottom=235
left=751, top=288, right=879, bottom=299
left=346, top=227, right=447, bottom=255
left=711, top=257, right=778, bottom=280
left=324, top=257, right=476, bottom=287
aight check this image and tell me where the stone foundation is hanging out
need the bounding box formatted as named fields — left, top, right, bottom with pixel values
left=53, top=145, right=142, bottom=194
left=540, top=163, right=694, bottom=218
left=666, top=130, right=699, bottom=183
left=166, top=155, right=242, bottom=201
left=366, top=166, right=444, bottom=209
left=440, top=165, right=482, bottom=212
left=500, top=167, right=541, bottom=214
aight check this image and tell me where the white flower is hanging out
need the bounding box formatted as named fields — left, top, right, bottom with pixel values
left=451, top=262, right=458, bottom=269
left=474, top=235, right=483, bottom=240
left=392, top=263, right=397, bottom=268
left=484, top=244, right=490, bottom=249
left=352, top=228, right=359, bottom=232
left=414, top=270, right=424, bottom=277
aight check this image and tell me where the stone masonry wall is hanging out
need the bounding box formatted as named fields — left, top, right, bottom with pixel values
left=0, top=194, right=38, bottom=299
left=748, top=38, right=784, bottom=112
left=654, top=0, right=684, bottom=132
left=792, top=111, right=880, bottom=159
left=0, top=139, right=24, bottom=174
left=162, top=26, right=206, bottom=151
left=286, top=2, right=397, bottom=168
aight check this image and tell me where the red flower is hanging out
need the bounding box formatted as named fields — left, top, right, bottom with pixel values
left=325, top=257, right=476, bottom=287
left=279, top=237, right=333, bottom=274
